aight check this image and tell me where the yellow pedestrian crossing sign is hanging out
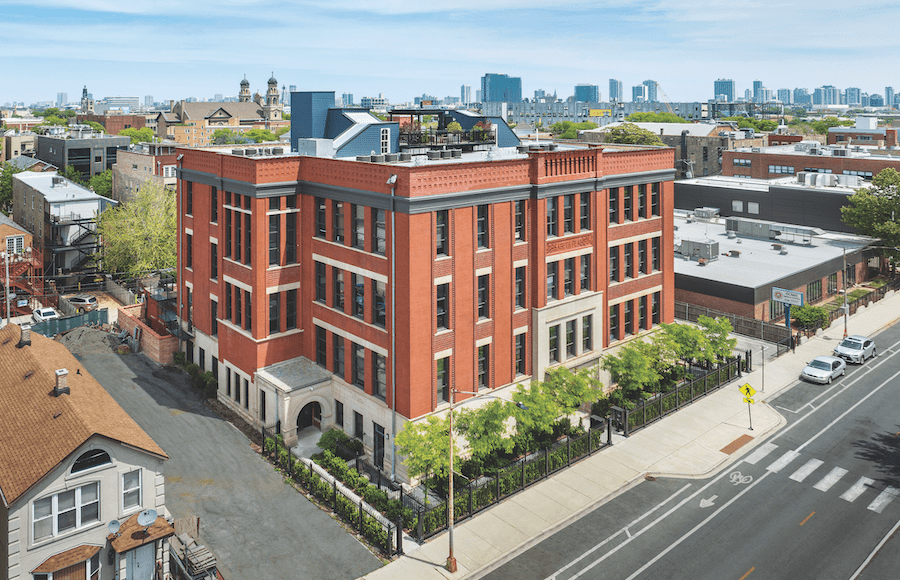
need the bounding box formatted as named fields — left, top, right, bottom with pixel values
left=743, top=397, right=755, bottom=404
left=740, top=384, right=756, bottom=398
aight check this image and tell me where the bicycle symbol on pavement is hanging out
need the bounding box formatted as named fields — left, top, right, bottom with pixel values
left=729, top=471, right=753, bottom=486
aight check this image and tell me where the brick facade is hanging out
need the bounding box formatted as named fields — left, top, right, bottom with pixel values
left=118, top=304, right=178, bottom=364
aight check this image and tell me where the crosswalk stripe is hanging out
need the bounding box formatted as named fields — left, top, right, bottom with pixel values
left=767, top=450, right=800, bottom=473
left=867, top=487, right=900, bottom=514
left=789, top=459, right=824, bottom=483
left=813, top=467, right=848, bottom=492
left=745, top=443, right=778, bottom=465
left=840, top=477, right=874, bottom=502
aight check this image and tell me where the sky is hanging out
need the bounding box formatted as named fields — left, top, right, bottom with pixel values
left=3, top=0, right=899, bottom=106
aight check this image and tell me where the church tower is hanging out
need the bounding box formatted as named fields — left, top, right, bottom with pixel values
left=239, top=75, right=251, bottom=103
left=80, top=85, right=94, bottom=114
left=263, top=73, right=282, bottom=121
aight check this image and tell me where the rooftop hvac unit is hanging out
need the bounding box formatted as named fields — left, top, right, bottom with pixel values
left=694, top=207, right=720, bottom=219
left=272, top=147, right=284, bottom=155
left=678, top=239, right=719, bottom=261
left=245, top=148, right=257, bottom=156
left=833, top=148, right=848, bottom=157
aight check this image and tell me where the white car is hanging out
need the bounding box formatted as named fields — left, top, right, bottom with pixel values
left=801, top=355, right=847, bottom=384
left=32, top=307, right=60, bottom=323
left=833, top=335, right=876, bottom=364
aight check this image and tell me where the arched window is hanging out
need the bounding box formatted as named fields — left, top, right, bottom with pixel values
left=72, top=449, right=111, bottom=473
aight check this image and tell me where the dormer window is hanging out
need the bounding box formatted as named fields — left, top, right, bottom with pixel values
left=71, top=449, right=111, bottom=474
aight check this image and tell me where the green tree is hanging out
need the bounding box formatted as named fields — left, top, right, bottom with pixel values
left=0, top=162, right=25, bottom=214
left=446, top=121, right=462, bottom=133
left=601, top=341, right=660, bottom=406
left=395, top=414, right=453, bottom=481
left=841, top=168, right=900, bottom=268
left=275, top=126, right=290, bottom=138
left=456, top=400, right=517, bottom=459
left=60, top=165, right=86, bottom=185
left=696, top=315, right=738, bottom=361
left=601, top=123, right=664, bottom=146
left=88, top=169, right=112, bottom=198
left=282, top=113, right=290, bottom=120
left=791, top=304, right=829, bottom=330
left=659, top=322, right=713, bottom=365
left=95, top=181, right=176, bottom=275
left=626, top=112, right=687, bottom=123
left=810, top=117, right=853, bottom=134
left=211, top=129, right=247, bottom=144
left=119, top=127, right=155, bottom=144
left=244, top=128, right=277, bottom=143
left=83, top=121, right=105, bottom=133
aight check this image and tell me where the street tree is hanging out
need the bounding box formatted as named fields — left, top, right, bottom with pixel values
left=601, top=123, right=664, bottom=146
left=395, top=414, right=453, bottom=481
left=841, top=168, right=900, bottom=268
left=119, top=127, right=155, bottom=144
left=0, top=162, right=25, bottom=214
left=455, top=400, right=517, bottom=460
left=697, top=315, right=738, bottom=361
left=95, top=181, right=176, bottom=275
left=601, top=341, right=660, bottom=405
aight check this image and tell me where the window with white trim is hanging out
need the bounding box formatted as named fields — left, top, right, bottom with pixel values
left=122, top=469, right=142, bottom=511
left=381, top=128, right=390, bottom=154
left=33, top=482, right=99, bottom=542
left=6, top=235, right=25, bottom=255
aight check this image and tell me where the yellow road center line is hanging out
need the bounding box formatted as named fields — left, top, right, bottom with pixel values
left=738, top=567, right=755, bottom=580
left=800, top=511, right=816, bottom=526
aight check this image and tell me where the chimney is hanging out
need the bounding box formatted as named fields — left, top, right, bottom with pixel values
left=54, top=369, right=70, bottom=397
left=17, top=324, right=32, bottom=348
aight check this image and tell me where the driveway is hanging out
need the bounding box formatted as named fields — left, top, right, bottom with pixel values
left=76, top=350, right=382, bottom=580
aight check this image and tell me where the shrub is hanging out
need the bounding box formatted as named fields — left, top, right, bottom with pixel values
left=317, top=428, right=350, bottom=455
left=185, top=363, right=200, bottom=385
left=173, top=352, right=186, bottom=367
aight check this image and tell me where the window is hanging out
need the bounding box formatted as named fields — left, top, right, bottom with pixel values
left=335, top=400, right=344, bottom=428
left=547, top=262, right=558, bottom=301
left=748, top=202, right=760, bottom=214
left=373, top=208, right=386, bottom=255
left=477, top=205, right=489, bottom=248
left=333, top=200, right=344, bottom=243
left=316, top=197, right=327, bottom=238
left=609, top=303, right=620, bottom=342
left=564, top=258, right=575, bottom=296
left=234, top=371, right=241, bottom=403
left=225, top=209, right=232, bottom=258
left=436, top=210, right=449, bottom=256
left=354, top=411, right=364, bottom=440
left=639, top=295, right=648, bottom=330
left=269, top=293, right=280, bottom=334
left=244, top=213, right=251, bottom=265
left=652, top=291, right=661, bottom=324
left=623, top=186, right=633, bottom=221
left=286, top=289, right=297, bottom=330
left=199, top=347, right=205, bottom=371
left=373, top=280, right=386, bottom=327
left=546, top=197, right=558, bottom=237
left=381, top=127, right=390, bottom=154
left=234, top=288, right=241, bottom=327
left=770, top=299, right=785, bottom=320
left=807, top=279, right=822, bottom=302
left=581, top=255, right=590, bottom=290
left=211, top=300, right=218, bottom=336
left=71, top=449, right=111, bottom=473
left=5, top=235, right=24, bottom=255
left=515, top=267, right=526, bottom=308
left=269, top=215, right=280, bottom=265
left=732, top=200, right=744, bottom=212
left=563, top=194, right=574, bottom=233
left=580, top=193, right=590, bottom=230
left=609, top=188, right=618, bottom=224
left=260, top=390, right=267, bottom=422
left=638, top=184, right=647, bottom=219
left=333, top=268, right=344, bottom=310
left=285, top=212, right=296, bottom=263
left=477, top=345, right=489, bottom=389
left=768, top=165, right=794, bottom=174
left=352, top=204, right=365, bottom=250
left=638, top=239, right=647, bottom=274
left=352, top=274, right=364, bottom=319
left=185, top=181, right=193, bottom=214
left=373, top=353, right=386, bottom=400
left=122, top=469, right=142, bottom=510
left=566, top=320, right=576, bottom=358
left=244, top=290, right=252, bottom=331
left=269, top=196, right=280, bottom=211
left=515, top=334, right=526, bottom=376
left=333, top=334, right=344, bottom=379
left=609, top=246, right=619, bottom=282
left=651, top=183, right=660, bottom=216
left=210, top=243, right=217, bottom=279
left=652, top=237, right=661, bottom=271
left=477, top=275, right=490, bottom=319
left=185, top=234, right=192, bottom=268
left=582, top=315, right=593, bottom=352
left=316, top=326, right=327, bottom=366
left=733, top=158, right=751, bottom=166
left=225, top=283, right=232, bottom=321
left=244, top=379, right=249, bottom=410
left=437, top=357, right=450, bottom=403
left=210, top=187, right=218, bottom=223
left=352, top=343, right=365, bottom=389
left=315, top=262, right=326, bottom=302
left=623, top=300, right=633, bottom=336
left=33, top=482, right=100, bottom=542
left=549, top=325, right=559, bottom=363
left=515, top=200, right=526, bottom=241
left=436, top=283, right=449, bottom=329
left=623, top=243, right=633, bottom=278
left=828, top=272, right=838, bottom=295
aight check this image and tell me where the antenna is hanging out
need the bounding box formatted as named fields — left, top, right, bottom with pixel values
left=137, top=509, right=158, bottom=530
left=108, top=519, right=121, bottom=536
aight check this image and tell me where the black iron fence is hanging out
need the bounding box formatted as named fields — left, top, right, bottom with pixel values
left=261, top=426, right=400, bottom=557
left=675, top=301, right=791, bottom=344
left=622, top=358, right=742, bottom=435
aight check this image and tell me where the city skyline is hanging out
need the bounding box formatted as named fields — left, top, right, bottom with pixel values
left=2, top=0, right=898, bottom=105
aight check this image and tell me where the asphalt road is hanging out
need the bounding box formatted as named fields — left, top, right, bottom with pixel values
left=483, top=321, right=900, bottom=580
left=77, top=351, right=382, bottom=580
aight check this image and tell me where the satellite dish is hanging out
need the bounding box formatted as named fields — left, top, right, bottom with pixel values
left=137, top=509, right=157, bottom=527
left=108, top=519, right=120, bottom=535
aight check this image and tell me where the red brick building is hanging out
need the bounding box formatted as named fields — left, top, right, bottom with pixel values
left=76, top=112, right=146, bottom=135
left=723, top=142, right=900, bottom=180
left=176, top=105, right=674, bottom=477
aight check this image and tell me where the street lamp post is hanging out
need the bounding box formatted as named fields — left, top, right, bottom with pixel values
left=446, top=388, right=526, bottom=573
left=1, top=251, right=9, bottom=327
left=842, top=246, right=848, bottom=338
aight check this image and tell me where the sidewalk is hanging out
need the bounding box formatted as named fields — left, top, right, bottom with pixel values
left=360, top=289, right=900, bottom=580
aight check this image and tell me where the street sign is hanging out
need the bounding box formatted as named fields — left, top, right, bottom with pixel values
left=743, top=397, right=755, bottom=404
left=772, top=287, right=804, bottom=307
left=740, top=384, right=757, bottom=398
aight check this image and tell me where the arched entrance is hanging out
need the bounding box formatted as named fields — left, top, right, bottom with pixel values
left=297, top=401, right=322, bottom=431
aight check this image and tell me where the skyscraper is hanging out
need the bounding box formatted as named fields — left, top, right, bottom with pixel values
left=713, top=79, right=735, bottom=102
left=886, top=87, right=895, bottom=110
left=460, top=85, right=471, bottom=105
left=609, top=79, right=623, bottom=102
left=342, top=93, right=354, bottom=106
left=813, top=85, right=840, bottom=106
left=753, top=80, right=763, bottom=103
left=642, top=80, right=658, bottom=102
left=846, top=87, right=861, bottom=106
left=632, top=84, right=647, bottom=102
left=793, top=88, right=810, bottom=106
left=574, top=84, right=600, bottom=102
left=56, top=92, right=67, bottom=107
left=144, top=95, right=153, bottom=107
left=777, top=89, right=791, bottom=104
left=481, top=73, right=522, bottom=103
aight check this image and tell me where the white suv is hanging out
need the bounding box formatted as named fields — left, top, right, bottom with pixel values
left=833, top=335, right=876, bottom=364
